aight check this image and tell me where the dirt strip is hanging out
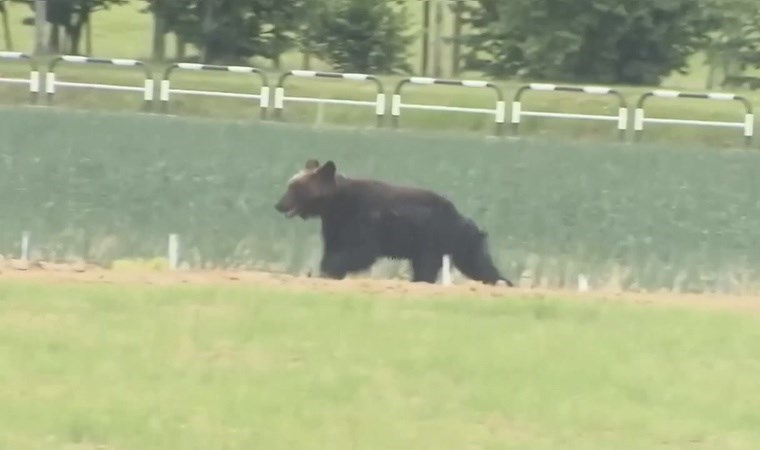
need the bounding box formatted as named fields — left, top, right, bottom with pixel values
left=1, top=260, right=759, bottom=314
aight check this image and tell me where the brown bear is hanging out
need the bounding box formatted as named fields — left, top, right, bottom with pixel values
left=275, top=159, right=513, bottom=286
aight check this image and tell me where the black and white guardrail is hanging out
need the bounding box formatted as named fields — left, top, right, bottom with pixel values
left=634, top=90, right=754, bottom=146
left=160, top=63, right=270, bottom=118
left=512, top=83, right=629, bottom=140
left=0, top=51, right=39, bottom=102
left=46, top=56, right=154, bottom=110
left=391, top=77, right=506, bottom=135
left=0, top=52, right=758, bottom=146
left=273, top=70, right=386, bottom=126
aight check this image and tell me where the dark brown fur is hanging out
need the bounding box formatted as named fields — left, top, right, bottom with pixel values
left=275, top=159, right=513, bottom=286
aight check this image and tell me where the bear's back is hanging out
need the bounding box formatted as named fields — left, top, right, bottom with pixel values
left=337, top=176, right=456, bottom=213
left=331, top=176, right=465, bottom=258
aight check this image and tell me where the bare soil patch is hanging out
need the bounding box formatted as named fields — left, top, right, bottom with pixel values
left=1, top=259, right=759, bottom=314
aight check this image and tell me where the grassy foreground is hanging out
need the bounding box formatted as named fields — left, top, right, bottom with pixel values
left=0, top=279, right=758, bottom=449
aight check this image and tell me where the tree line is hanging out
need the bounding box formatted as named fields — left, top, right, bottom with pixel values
left=7, top=0, right=760, bottom=85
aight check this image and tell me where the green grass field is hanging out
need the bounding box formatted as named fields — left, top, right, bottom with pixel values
left=0, top=275, right=759, bottom=449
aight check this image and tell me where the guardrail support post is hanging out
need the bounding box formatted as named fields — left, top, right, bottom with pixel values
left=392, top=77, right=506, bottom=136
left=634, top=90, right=754, bottom=147
left=511, top=83, right=628, bottom=141
left=0, top=51, right=40, bottom=104
left=45, top=56, right=155, bottom=112
left=274, top=70, right=386, bottom=128
left=160, top=63, right=270, bottom=119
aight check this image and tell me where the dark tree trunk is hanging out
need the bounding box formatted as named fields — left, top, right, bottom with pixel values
left=421, top=0, right=430, bottom=76
left=451, top=1, right=462, bottom=77
left=67, top=17, right=86, bottom=55
left=201, top=0, right=215, bottom=63
left=152, top=11, right=166, bottom=60
left=1, top=4, right=13, bottom=50
left=432, top=0, right=443, bottom=77
left=175, top=33, right=186, bottom=59
left=272, top=53, right=281, bottom=70
left=49, top=25, right=60, bottom=53
left=85, top=14, right=91, bottom=55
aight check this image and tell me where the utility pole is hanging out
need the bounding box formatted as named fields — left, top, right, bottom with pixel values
left=34, top=0, right=47, bottom=55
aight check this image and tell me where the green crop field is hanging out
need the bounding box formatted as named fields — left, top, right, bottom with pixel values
left=0, top=274, right=758, bottom=450
left=1, top=106, right=759, bottom=292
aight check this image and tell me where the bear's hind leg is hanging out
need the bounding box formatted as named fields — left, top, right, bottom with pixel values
left=452, top=245, right=513, bottom=286
left=410, top=254, right=443, bottom=284
left=450, top=220, right=514, bottom=286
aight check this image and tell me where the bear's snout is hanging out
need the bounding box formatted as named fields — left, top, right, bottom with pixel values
left=275, top=199, right=299, bottom=218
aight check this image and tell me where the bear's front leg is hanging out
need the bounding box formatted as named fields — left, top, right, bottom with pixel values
left=319, top=252, right=348, bottom=280
left=320, top=246, right=379, bottom=280
left=411, top=253, right=443, bottom=283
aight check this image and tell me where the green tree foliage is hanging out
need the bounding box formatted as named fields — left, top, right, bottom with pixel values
left=461, top=0, right=719, bottom=85
left=294, top=0, right=326, bottom=68
left=311, top=0, right=413, bottom=74
left=144, top=0, right=306, bottom=64
left=16, top=0, right=127, bottom=54
left=705, top=0, right=760, bottom=78
left=141, top=0, right=188, bottom=60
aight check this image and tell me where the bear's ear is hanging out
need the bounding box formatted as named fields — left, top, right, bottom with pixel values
left=316, top=160, right=336, bottom=180
left=304, top=159, right=320, bottom=170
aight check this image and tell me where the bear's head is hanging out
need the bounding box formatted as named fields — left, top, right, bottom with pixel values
left=274, top=159, right=338, bottom=219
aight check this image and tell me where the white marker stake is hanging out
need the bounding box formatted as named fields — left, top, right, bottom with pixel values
left=21, top=231, right=30, bottom=262
left=315, top=102, right=325, bottom=127
left=577, top=274, right=589, bottom=292
left=441, top=255, right=452, bottom=286
left=168, top=234, right=179, bottom=270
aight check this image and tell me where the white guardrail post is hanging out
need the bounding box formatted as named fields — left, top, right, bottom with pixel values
left=0, top=51, right=39, bottom=104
